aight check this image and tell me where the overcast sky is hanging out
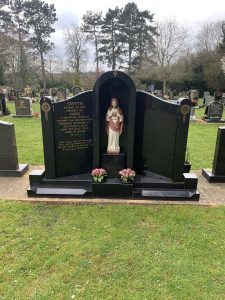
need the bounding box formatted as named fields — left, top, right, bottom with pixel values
left=46, top=0, right=225, bottom=65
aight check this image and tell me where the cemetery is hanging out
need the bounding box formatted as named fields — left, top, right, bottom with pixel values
left=2, top=0, right=225, bottom=298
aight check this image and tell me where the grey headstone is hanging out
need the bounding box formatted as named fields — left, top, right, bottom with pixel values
left=205, top=95, right=215, bottom=106
left=15, top=97, right=32, bottom=117
left=0, top=121, right=19, bottom=170
left=57, top=88, right=67, bottom=101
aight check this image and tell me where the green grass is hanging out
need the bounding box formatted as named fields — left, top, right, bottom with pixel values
left=1, top=201, right=225, bottom=299
left=0, top=102, right=223, bottom=169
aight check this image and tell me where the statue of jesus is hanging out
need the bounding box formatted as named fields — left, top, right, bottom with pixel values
left=106, top=98, right=123, bottom=154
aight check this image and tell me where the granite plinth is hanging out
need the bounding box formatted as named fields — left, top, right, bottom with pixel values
left=102, top=153, right=125, bottom=177
left=0, top=164, right=29, bottom=177
left=202, top=169, right=225, bottom=183
left=12, top=114, right=33, bottom=118
left=28, top=170, right=199, bottom=200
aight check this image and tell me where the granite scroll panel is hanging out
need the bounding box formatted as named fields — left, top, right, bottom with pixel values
left=134, top=92, right=190, bottom=181
left=0, top=121, right=19, bottom=170
left=53, top=92, right=93, bottom=177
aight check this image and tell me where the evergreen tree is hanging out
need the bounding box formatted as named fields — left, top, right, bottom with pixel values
left=82, top=11, right=103, bottom=74
left=23, top=0, right=57, bottom=92
left=99, top=7, right=124, bottom=70
left=119, top=2, right=156, bottom=73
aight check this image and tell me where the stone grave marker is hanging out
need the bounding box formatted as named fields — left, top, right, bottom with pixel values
left=0, top=121, right=29, bottom=176
left=56, top=88, right=67, bottom=101
left=203, top=101, right=224, bottom=122
left=202, top=127, right=225, bottom=182
left=0, top=88, right=6, bottom=115
left=50, top=88, right=58, bottom=97
left=28, top=70, right=199, bottom=200
left=13, top=97, right=33, bottom=118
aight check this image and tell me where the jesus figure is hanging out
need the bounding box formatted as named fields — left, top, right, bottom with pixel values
left=106, top=98, right=124, bottom=154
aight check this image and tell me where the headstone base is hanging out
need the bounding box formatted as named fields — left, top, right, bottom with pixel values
left=12, top=114, right=33, bottom=118
left=0, top=164, right=29, bottom=177
left=28, top=169, right=199, bottom=200
left=202, top=169, right=225, bottom=183
left=102, top=153, right=125, bottom=177
left=202, top=117, right=225, bottom=123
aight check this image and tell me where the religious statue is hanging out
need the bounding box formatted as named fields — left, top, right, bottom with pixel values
left=106, top=98, right=123, bottom=154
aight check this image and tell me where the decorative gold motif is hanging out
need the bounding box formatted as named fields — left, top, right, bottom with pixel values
left=180, top=104, right=191, bottom=123
left=113, top=70, right=117, bottom=78
left=41, top=102, right=51, bottom=121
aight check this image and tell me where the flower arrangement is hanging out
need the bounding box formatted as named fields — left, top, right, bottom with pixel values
left=119, top=168, right=136, bottom=182
left=91, top=168, right=107, bottom=183
left=33, top=112, right=39, bottom=118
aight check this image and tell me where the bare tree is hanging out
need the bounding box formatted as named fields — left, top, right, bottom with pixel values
left=154, top=18, right=188, bottom=94
left=196, top=21, right=223, bottom=52
left=64, top=25, right=89, bottom=86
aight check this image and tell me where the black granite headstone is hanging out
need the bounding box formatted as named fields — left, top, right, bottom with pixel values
left=28, top=71, right=199, bottom=200
left=0, top=89, right=6, bottom=115
left=202, top=127, right=225, bottom=182
left=0, top=121, right=28, bottom=176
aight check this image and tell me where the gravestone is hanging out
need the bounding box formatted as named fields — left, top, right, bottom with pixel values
left=190, top=107, right=196, bottom=121
left=0, top=121, right=29, bottom=176
left=28, top=70, right=199, bottom=200
left=222, top=93, right=225, bottom=104
left=202, top=127, right=225, bottom=182
left=50, top=88, right=58, bottom=97
left=190, top=90, right=199, bottom=100
left=204, top=95, right=215, bottom=107
left=203, top=101, right=224, bottom=122
left=8, top=89, right=17, bottom=101
left=72, top=86, right=82, bottom=96
left=214, top=91, right=222, bottom=102
left=57, top=88, right=67, bottom=101
left=0, top=88, right=6, bottom=115
left=13, top=97, right=33, bottom=118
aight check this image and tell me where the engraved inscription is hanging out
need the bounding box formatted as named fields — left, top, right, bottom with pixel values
left=56, top=101, right=92, bottom=151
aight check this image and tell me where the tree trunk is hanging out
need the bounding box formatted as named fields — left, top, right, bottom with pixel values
left=40, top=51, right=46, bottom=94
left=163, top=79, right=167, bottom=96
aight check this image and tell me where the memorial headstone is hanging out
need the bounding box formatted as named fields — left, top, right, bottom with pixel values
left=72, top=86, right=82, bottom=96
left=222, top=93, right=225, bottom=104
left=203, top=101, right=224, bottom=122
left=204, top=95, right=215, bottom=107
left=202, top=127, right=225, bottom=182
left=28, top=70, right=199, bottom=200
left=56, top=88, right=67, bottom=101
left=8, top=89, right=17, bottom=101
left=51, top=88, right=58, bottom=97
left=13, top=97, right=33, bottom=118
left=214, top=91, right=222, bottom=102
left=0, top=121, right=29, bottom=176
left=0, top=88, right=6, bottom=115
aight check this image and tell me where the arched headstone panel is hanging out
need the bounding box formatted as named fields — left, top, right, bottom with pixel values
left=93, top=71, right=136, bottom=168
left=134, top=92, right=191, bottom=181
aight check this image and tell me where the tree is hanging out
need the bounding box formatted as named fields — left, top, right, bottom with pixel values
left=82, top=11, right=103, bottom=74
left=23, top=0, right=57, bottom=92
left=99, top=7, right=124, bottom=70
left=119, top=2, right=156, bottom=73
left=154, top=19, right=188, bottom=94
left=197, top=21, right=223, bottom=52
left=64, top=25, right=88, bottom=86
left=10, top=0, right=30, bottom=88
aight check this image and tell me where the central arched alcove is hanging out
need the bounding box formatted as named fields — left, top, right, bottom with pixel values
left=93, top=71, right=136, bottom=170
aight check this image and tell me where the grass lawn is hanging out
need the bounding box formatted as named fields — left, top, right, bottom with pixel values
left=0, top=101, right=223, bottom=169
left=0, top=201, right=225, bottom=299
